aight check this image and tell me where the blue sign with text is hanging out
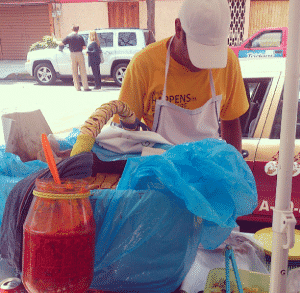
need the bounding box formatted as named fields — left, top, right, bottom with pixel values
left=239, top=49, right=284, bottom=58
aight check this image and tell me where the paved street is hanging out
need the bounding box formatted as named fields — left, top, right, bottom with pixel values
left=0, top=79, right=121, bottom=146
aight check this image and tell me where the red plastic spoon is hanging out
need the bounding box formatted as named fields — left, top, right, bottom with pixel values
left=41, top=133, right=61, bottom=184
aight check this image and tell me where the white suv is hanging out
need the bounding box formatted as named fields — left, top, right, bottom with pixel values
left=25, top=28, right=155, bottom=87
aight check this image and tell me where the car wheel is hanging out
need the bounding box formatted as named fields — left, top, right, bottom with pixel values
left=112, top=63, right=128, bottom=87
left=34, top=63, right=57, bottom=85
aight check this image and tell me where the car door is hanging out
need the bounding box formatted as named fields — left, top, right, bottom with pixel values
left=55, top=45, right=72, bottom=75
left=240, top=72, right=283, bottom=224
left=238, top=30, right=284, bottom=59
left=98, top=31, right=115, bottom=76
left=253, top=76, right=300, bottom=225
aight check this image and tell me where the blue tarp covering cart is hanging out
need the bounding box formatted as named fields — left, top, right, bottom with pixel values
left=0, top=128, right=258, bottom=292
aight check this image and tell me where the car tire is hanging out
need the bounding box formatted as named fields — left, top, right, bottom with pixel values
left=112, top=63, right=128, bottom=87
left=34, top=63, right=57, bottom=85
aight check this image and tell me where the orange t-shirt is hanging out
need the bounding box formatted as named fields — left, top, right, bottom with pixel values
left=114, top=37, right=249, bottom=129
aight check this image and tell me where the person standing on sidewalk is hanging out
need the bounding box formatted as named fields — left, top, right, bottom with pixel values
left=59, top=25, right=91, bottom=91
left=87, top=31, right=102, bottom=90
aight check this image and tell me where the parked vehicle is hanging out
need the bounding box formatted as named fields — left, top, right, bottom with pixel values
left=25, top=28, right=155, bottom=87
left=230, top=27, right=287, bottom=59
left=237, top=57, right=300, bottom=230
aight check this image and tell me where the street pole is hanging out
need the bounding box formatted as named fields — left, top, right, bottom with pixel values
left=269, top=0, right=300, bottom=292
left=146, top=0, right=155, bottom=37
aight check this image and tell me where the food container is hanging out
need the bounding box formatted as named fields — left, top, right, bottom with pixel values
left=22, top=179, right=96, bottom=293
left=254, top=228, right=300, bottom=271
left=204, top=268, right=270, bottom=293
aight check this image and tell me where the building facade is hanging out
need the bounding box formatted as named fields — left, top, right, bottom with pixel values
left=248, top=0, right=289, bottom=37
left=0, top=0, right=290, bottom=60
left=0, top=0, right=53, bottom=59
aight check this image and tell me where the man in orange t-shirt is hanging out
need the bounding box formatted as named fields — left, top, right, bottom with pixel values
left=113, top=0, right=249, bottom=152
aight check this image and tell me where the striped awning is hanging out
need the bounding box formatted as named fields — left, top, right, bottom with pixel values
left=0, top=0, right=53, bottom=5
left=56, top=0, right=141, bottom=2
left=56, top=0, right=140, bottom=2
left=0, top=0, right=142, bottom=5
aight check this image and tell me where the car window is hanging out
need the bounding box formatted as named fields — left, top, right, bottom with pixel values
left=98, top=32, right=114, bottom=48
left=118, top=32, right=137, bottom=46
left=245, top=31, right=282, bottom=49
left=270, top=81, right=300, bottom=139
left=241, top=78, right=273, bottom=137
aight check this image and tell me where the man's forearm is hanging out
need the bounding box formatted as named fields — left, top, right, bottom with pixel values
left=220, top=118, right=242, bottom=153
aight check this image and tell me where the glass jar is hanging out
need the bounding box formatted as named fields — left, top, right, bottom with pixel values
left=22, top=179, right=96, bottom=293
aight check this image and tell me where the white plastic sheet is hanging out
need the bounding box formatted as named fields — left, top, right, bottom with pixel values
left=287, top=267, right=300, bottom=293
left=181, top=230, right=269, bottom=292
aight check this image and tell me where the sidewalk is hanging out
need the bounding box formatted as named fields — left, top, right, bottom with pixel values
left=0, top=60, right=113, bottom=83
left=0, top=60, right=33, bottom=80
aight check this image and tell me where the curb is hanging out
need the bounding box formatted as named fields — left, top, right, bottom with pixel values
left=0, top=73, right=34, bottom=81
left=0, top=74, right=116, bottom=84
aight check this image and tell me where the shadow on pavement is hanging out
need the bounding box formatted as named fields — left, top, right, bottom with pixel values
left=0, top=77, right=120, bottom=89
left=32, top=78, right=120, bottom=89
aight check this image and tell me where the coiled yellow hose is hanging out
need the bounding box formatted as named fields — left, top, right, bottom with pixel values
left=70, top=100, right=136, bottom=157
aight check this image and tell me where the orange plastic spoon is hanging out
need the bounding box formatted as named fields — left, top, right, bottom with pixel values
left=41, top=133, right=61, bottom=184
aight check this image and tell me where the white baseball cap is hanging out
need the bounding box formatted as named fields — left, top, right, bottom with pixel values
left=178, top=0, right=231, bottom=69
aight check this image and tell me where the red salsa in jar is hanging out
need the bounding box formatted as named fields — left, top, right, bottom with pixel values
left=22, top=179, right=96, bottom=293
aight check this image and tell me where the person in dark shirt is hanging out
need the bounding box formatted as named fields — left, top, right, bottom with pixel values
left=87, top=30, right=102, bottom=90
left=59, top=25, right=91, bottom=91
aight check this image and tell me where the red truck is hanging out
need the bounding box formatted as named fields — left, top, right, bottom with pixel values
left=230, top=27, right=288, bottom=59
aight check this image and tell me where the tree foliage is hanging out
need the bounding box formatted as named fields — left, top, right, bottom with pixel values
left=29, top=36, right=60, bottom=52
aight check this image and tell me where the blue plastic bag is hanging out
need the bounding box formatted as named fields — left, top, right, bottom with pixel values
left=89, top=189, right=202, bottom=293
left=0, top=129, right=257, bottom=293
left=0, top=146, right=47, bottom=226
left=117, top=138, right=257, bottom=250
left=88, top=138, right=257, bottom=292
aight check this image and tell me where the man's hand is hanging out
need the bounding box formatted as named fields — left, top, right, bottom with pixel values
left=58, top=42, right=65, bottom=52
left=220, top=118, right=242, bottom=153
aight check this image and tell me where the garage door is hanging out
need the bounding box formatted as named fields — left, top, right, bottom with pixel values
left=249, top=1, right=289, bottom=37
left=0, top=5, right=51, bottom=60
left=108, top=2, right=139, bottom=28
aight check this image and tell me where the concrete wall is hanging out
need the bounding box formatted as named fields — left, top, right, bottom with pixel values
left=139, top=0, right=183, bottom=41
left=53, top=1, right=183, bottom=41
left=155, top=0, right=183, bottom=41
left=53, top=2, right=109, bottom=40
left=139, top=1, right=147, bottom=30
